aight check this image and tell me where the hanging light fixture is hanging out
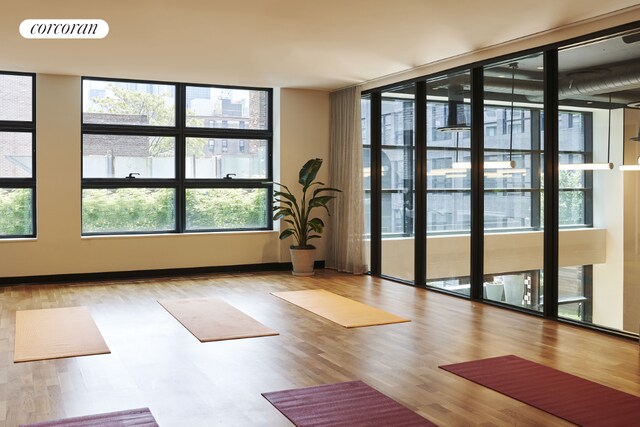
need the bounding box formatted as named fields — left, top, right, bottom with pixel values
left=560, top=94, right=614, bottom=170
left=453, top=63, right=518, bottom=170
left=437, top=84, right=470, bottom=132
left=619, top=128, right=640, bottom=171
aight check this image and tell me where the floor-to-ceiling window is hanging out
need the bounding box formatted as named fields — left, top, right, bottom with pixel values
left=379, top=85, right=415, bottom=281
left=363, top=22, right=640, bottom=338
left=425, top=71, right=472, bottom=295
left=482, top=54, right=545, bottom=311
left=558, top=29, right=640, bottom=333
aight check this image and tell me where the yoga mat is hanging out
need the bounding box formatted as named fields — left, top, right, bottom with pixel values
left=271, top=289, right=410, bottom=328
left=440, top=354, right=640, bottom=427
left=14, top=306, right=110, bottom=363
left=19, top=407, right=158, bottom=426
left=262, top=380, right=435, bottom=426
left=158, top=297, right=278, bottom=342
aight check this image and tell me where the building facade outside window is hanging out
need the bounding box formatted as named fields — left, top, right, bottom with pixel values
left=81, top=78, right=272, bottom=235
left=0, top=72, right=35, bottom=238
left=361, top=24, right=640, bottom=334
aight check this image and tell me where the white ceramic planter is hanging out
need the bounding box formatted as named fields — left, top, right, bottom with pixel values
left=290, top=247, right=316, bottom=276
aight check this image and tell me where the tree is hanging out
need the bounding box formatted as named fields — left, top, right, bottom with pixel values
left=88, top=83, right=206, bottom=156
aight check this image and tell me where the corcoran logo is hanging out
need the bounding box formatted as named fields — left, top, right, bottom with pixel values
left=19, top=19, right=109, bottom=39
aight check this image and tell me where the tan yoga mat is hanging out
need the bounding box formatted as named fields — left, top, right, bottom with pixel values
left=14, top=306, right=111, bottom=363
left=158, top=297, right=279, bottom=342
left=271, top=289, right=410, bottom=328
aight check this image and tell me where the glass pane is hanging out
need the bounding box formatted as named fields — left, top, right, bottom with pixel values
left=185, top=138, right=267, bottom=179
left=426, top=70, right=472, bottom=295
left=559, top=190, right=585, bottom=225
left=381, top=85, right=415, bottom=282
left=362, top=97, right=371, bottom=272
left=82, top=188, right=175, bottom=233
left=557, top=29, right=640, bottom=333
left=484, top=53, right=544, bottom=311
left=0, top=132, right=32, bottom=178
left=427, top=192, right=470, bottom=232
left=0, top=74, right=32, bottom=121
left=185, top=87, right=268, bottom=130
left=185, top=188, right=267, bottom=230
left=0, top=188, right=32, bottom=236
left=83, top=134, right=175, bottom=178
left=484, top=191, right=534, bottom=229
left=82, top=80, right=176, bottom=126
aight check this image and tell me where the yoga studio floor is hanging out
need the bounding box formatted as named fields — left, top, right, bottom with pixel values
left=1, top=270, right=639, bottom=426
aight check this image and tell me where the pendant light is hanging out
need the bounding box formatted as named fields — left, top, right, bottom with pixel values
left=560, top=94, right=614, bottom=170
left=619, top=128, right=640, bottom=171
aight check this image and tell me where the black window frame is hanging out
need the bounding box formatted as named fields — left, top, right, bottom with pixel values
left=0, top=71, right=36, bottom=239
left=81, top=76, right=273, bottom=236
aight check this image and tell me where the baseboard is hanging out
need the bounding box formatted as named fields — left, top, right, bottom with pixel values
left=0, top=261, right=326, bottom=286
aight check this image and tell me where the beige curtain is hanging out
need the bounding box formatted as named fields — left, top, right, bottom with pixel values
left=326, top=86, right=367, bottom=274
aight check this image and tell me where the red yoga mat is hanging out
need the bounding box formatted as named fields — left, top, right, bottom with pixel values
left=262, top=380, right=436, bottom=426
left=440, top=355, right=640, bottom=427
left=19, top=407, right=158, bottom=427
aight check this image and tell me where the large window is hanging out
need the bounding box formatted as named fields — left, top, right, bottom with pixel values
left=81, top=78, right=272, bottom=235
left=0, top=72, right=35, bottom=238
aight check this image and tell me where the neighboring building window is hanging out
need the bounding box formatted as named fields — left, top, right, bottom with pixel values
left=81, top=78, right=272, bottom=235
left=0, top=72, right=35, bottom=238
left=362, top=99, right=592, bottom=237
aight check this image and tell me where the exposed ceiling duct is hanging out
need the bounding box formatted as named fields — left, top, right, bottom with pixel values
left=482, top=59, right=640, bottom=106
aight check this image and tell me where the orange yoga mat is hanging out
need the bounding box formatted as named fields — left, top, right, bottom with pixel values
left=271, top=289, right=410, bottom=328
left=158, top=297, right=279, bottom=342
left=14, top=306, right=110, bottom=363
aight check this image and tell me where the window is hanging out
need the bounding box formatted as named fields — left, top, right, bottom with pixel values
left=81, top=78, right=272, bottom=235
left=558, top=111, right=591, bottom=226
left=0, top=72, right=35, bottom=238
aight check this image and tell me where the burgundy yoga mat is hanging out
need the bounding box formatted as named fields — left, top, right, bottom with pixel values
left=440, top=355, right=640, bottom=427
left=262, top=380, right=436, bottom=426
left=19, top=407, right=158, bottom=427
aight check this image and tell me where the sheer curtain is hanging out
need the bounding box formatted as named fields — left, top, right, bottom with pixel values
left=326, top=86, right=367, bottom=274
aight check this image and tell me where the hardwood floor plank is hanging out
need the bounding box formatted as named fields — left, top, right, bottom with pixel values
left=0, top=270, right=637, bottom=426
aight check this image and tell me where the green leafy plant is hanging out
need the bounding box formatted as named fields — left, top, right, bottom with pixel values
left=273, top=158, right=341, bottom=248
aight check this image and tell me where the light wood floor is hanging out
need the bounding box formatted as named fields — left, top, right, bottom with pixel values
left=1, top=270, right=639, bottom=426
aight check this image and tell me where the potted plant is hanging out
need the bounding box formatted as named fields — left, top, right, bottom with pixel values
left=273, top=158, right=340, bottom=276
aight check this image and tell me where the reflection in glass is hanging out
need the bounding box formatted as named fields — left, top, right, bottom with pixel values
left=82, top=188, right=175, bottom=233
left=82, top=135, right=175, bottom=178
left=185, top=188, right=267, bottom=230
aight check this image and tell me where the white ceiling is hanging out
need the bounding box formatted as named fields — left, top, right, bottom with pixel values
left=1, top=0, right=640, bottom=91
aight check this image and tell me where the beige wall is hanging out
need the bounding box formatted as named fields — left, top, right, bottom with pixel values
left=0, top=76, right=330, bottom=278
left=379, top=228, right=607, bottom=282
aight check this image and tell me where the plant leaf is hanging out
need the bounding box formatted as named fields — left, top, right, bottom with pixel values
left=307, top=217, right=325, bottom=233
left=298, top=158, right=323, bottom=188
left=309, top=195, right=335, bottom=208
left=279, top=229, right=295, bottom=240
